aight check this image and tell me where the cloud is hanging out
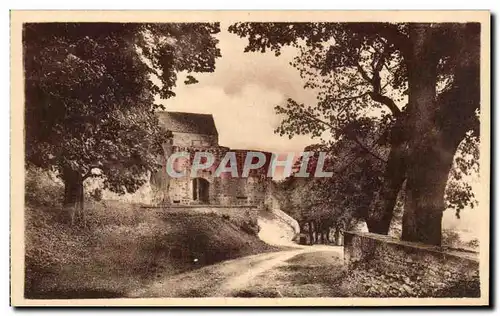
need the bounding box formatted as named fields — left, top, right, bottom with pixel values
left=159, top=82, right=314, bottom=154
left=159, top=25, right=318, bottom=154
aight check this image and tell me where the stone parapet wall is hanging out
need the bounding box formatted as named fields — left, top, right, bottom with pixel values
left=140, top=205, right=259, bottom=223
left=272, top=208, right=300, bottom=236
left=141, top=205, right=260, bottom=233
left=342, top=231, right=480, bottom=297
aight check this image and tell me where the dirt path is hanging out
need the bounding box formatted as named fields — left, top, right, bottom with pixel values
left=129, top=245, right=343, bottom=298
left=128, top=209, right=345, bottom=298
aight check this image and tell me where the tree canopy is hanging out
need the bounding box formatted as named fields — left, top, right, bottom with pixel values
left=24, top=23, right=221, bottom=204
left=230, top=22, right=480, bottom=245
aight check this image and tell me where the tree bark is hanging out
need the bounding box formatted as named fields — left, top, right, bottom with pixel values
left=401, top=23, right=480, bottom=246
left=334, top=226, right=341, bottom=246
left=308, top=220, right=315, bottom=245
left=402, top=135, right=457, bottom=245
left=401, top=24, right=449, bottom=245
left=63, top=168, right=84, bottom=212
left=367, top=136, right=407, bottom=234
left=313, top=220, right=320, bottom=244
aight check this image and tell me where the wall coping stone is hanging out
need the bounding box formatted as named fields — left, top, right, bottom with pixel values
left=140, top=204, right=258, bottom=209
left=344, top=231, right=479, bottom=262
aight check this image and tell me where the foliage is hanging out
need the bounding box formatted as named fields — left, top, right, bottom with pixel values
left=25, top=166, right=64, bottom=207
left=240, top=218, right=260, bottom=235
left=445, top=133, right=480, bottom=216
left=24, top=23, right=221, bottom=196
left=465, top=238, right=480, bottom=250
left=88, top=187, right=103, bottom=202
left=441, top=229, right=480, bottom=251
left=274, top=111, right=397, bottom=233
left=277, top=130, right=387, bottom=231
left=441, top=229, right=462, bottom=248
left=229, top=22, right=479, bottom=222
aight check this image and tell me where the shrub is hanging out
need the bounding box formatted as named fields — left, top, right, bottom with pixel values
left=465, top=238, right=480, bottom=250
left=25, top=166, right=63, bottom=207
left=88, top=188, right=103, bottom=202
left=240, top=218, right=260, bottom=235
left=442, top=229, right=462, bottom=248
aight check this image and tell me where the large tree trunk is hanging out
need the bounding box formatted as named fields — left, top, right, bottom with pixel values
left=401, top=24, right=441, bottom=245
left=325, top=227, right=331, bottom=244
left=401, top=23, right=480, bottom=245
left=333, top=225, right=341, bottom=246
left=367, top=137, right=407, bottom=234
left=308, top=220, right=315, bottom=245
left=63, top=168, right=84, bottom=224
left=402, top=131, right=459, bottom=245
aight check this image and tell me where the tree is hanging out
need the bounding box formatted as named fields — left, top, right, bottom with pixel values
left=229, top=22, right=480, bottom=245
left=277, top=131, right=383, bottom=245
left=24, top=23, right=221, bottom=212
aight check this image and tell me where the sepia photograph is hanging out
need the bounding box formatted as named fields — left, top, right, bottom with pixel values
left=9, top=10, right=490, bottom=306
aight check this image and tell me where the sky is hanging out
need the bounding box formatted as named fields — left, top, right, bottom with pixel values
left=157, top=23, right=318, bottom=154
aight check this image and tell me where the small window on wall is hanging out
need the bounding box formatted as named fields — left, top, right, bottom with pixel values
left=236, top=196, right=248, bottom=200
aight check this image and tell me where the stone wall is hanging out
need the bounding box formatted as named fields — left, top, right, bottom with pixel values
left=99, top=122, right=272, bottom=207
left=171, top=132, right=218, bottom=147
left=342, top=231, right=480, bottom=297
left=148, top=144, right=273, bottom=207
left=162, top=176, right=269, bottom=206
left=144, top=204, right=258, bottom=215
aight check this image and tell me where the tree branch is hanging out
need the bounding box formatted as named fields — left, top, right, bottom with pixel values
left=357, top=47, right=401, bottom=117
left=352, top=137, right=388, bottom=163
left=326, top=92, right=370, bottom=103
left=377, top=25, right=411, bottom=59
left=302, top=98, right=389, bottom=165
left=356, top=62, right=372, bottom=83
left=334, top=127, right=390, bottom=174
left=82, top=166, right=103, bottom=181
left=302, top=110, right=336, bottom=131
left=368, top=92, right=401, bottom=116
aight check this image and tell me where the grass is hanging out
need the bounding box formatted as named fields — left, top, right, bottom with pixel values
left=24, top=200, right=277, bottom=299
left=274, top=251, right=346, bottom=296
left=225, top=251, right=346, bottom=298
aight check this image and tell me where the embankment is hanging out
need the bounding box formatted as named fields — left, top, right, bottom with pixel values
left=25, top=201, right=277, bottom=299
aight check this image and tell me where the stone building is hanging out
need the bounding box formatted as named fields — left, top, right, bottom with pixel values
left=149, top=111, right=273, bottom=207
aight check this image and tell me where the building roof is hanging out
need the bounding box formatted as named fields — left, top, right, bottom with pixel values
left=157, top=111, right=218, bottom=136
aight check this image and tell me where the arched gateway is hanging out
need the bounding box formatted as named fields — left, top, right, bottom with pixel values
left=192, top=178, right=210, bottom=204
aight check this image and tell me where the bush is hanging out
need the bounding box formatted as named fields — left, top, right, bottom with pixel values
left=88, top=188, right=103, bottom=202
left=465, top=238, right=480, bottom=250
left=442, top=229, right=462, bottom=248
left=240, top=218, right=260, bottom=235
left=25, top=167, right=63, bottom=207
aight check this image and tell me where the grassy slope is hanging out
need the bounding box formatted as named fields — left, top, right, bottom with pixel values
left=25, top=201, right=277, bottom=299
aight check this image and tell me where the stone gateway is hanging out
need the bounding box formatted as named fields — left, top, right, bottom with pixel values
left=150, top=111, right=273, bottom=207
